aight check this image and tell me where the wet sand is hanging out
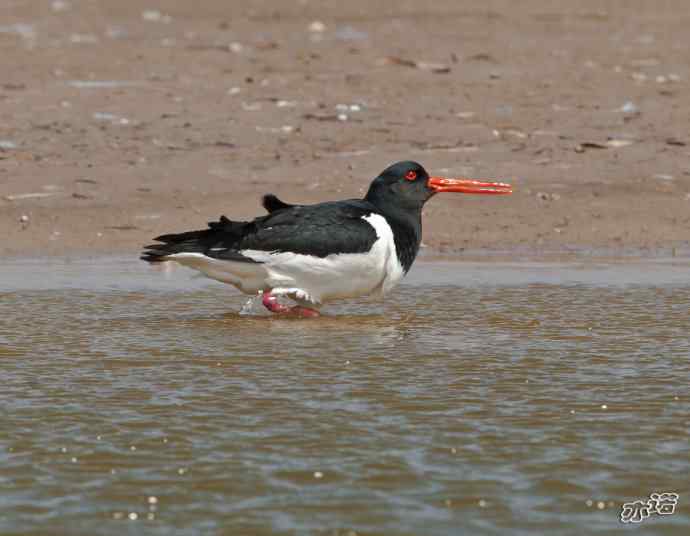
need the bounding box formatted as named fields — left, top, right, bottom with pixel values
left=1, top=0, right=690, bottom=258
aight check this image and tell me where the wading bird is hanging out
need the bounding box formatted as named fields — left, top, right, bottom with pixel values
left=142, top=161, right=512, bottom=316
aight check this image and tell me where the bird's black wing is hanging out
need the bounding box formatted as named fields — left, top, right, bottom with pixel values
left=236, top=200, right=379, bottom=258
left=141, top=200, right=380, bottom=262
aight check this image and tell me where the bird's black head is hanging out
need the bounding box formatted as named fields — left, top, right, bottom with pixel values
left=365, top=160, right=513, bottom=213
left=364, top=161, right=435, bottom=211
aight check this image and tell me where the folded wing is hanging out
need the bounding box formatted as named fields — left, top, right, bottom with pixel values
left=141, top=200, right=379, bottom=263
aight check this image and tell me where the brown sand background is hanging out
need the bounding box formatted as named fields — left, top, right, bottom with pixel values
left=1, top=0, right=689, bottom=258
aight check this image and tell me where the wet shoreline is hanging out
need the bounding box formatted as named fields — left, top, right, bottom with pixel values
left=2, top=255, right=690, bottom=292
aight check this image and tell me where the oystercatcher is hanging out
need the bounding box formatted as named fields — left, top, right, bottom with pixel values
left=142, top=161, right=512, bottom=317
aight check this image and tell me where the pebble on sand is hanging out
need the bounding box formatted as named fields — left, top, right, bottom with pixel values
left=0, top=140, right=18, bottom=150
left=308, top=21, right=326, bottom=33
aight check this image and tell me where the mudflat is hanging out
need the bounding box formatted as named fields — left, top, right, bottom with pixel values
left=1, top=0, right=689, bottom=258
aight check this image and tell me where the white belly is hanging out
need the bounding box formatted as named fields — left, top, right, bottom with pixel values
left=166, top=214, right=405, bottom=304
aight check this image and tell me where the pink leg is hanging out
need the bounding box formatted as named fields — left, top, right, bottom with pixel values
left=262, top=292, right=320, bottom=318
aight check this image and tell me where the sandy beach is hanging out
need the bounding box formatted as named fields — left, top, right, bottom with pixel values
left=1, top=0, right=689, bottom=258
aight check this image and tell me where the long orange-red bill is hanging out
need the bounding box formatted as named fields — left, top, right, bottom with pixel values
left=427, top=176, right=513, bottom=195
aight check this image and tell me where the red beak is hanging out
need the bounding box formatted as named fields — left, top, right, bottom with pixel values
left=427, top=176, right=513, bottom=195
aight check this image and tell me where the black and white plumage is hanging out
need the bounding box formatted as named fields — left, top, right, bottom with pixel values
left=142, top=161, right=512, bottom=313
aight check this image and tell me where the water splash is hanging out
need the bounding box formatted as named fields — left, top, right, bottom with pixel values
left=239, top=293, right=263, bottom=316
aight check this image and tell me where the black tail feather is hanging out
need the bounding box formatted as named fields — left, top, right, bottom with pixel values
left=141, top=215, right=254, bottom=263
left=262, top=193, right=298, bottom=213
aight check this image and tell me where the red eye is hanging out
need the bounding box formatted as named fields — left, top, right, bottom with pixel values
left=405, top=170, right=417, bottom=181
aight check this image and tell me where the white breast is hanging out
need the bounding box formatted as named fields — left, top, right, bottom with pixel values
left=242, top=213, right=405, bottom=303
left=361, top=213, right=405, bottom=296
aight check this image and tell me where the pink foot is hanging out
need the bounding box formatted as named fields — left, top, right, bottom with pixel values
left=262, top=292, right=291, bottom=314
left=262, top=292, right=320, bottom=318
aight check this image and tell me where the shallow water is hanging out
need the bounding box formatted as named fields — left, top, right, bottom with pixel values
left=1, top=258, right=689, bottom=535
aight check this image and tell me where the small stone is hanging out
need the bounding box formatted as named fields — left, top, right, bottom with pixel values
left=313, top=471, right=323, bottom=479
left=19, top=214, right=29, bottom=223
left=276, top=100, right=296, bottom=108
left=308, top=21, right=326, bottom=33
left=141, top=10, right=171, bottom=23
left=69, top=33, right=99, bottom=44
left=142, top=10, right=161, bottom=21
left=606, top=139, right=634, bottom=148
left=478, top=499, right=487, bottom=507
left=51, top=0, right=70, bottom=12
left=0, top=140, right=17, bottom=150
left=505, top=128, right=527, bottom=139
left=619, top=101, right=638, bottom=113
